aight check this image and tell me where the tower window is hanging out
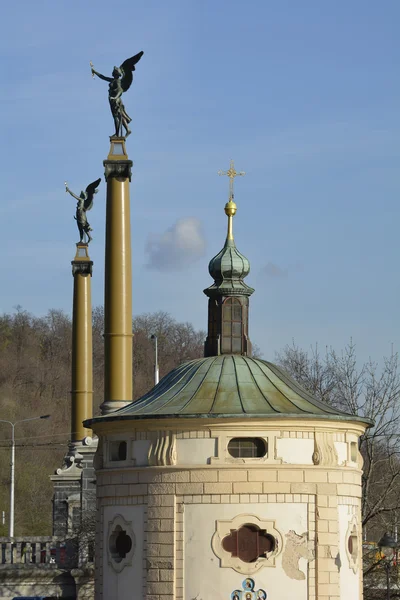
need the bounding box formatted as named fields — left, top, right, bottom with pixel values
left=350, top=442, right=357, bottom=462
left=222, top=298, right=243, bottom=353
left=109, top=440, right=127, bottom=461
left=228, top=437, right=267, bottom=458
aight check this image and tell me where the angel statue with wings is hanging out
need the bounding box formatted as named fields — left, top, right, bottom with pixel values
left=65, top=178, right=101, bottom=244
left=90, top=51, right=144, bottom=138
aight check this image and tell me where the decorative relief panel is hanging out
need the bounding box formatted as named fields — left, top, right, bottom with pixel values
left=212, top=514, right=282, bottom=574
left=107, top=514, right=135, bottom=573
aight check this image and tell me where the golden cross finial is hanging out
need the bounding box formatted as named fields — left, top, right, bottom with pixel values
left=218, top=159, right=245, bottom=200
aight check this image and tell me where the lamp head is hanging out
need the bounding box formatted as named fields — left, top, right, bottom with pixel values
left=378, top=532, right=397, bottom=561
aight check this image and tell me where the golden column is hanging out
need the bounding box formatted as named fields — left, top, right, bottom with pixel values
left=100, top=137, right=133, bottom=415
left=71, top=243, right=93, bottom=442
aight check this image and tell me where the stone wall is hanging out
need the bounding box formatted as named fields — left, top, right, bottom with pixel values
left=92, top=420, right=365, bottom=600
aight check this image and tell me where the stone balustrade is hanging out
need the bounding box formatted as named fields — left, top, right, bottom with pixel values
left=0, top=536, right=78, bottom=568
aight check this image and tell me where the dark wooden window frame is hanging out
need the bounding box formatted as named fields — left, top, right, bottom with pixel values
left=228, top=437, right=267, bottom=459
left=222, top=297, right=243, bottom=354
left=222, top=524, right=275, bottom=563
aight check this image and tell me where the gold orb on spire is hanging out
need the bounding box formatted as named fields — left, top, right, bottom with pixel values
left=218, top=160, right=244, bottom=241
left=225, top=199, right=237, bottom=217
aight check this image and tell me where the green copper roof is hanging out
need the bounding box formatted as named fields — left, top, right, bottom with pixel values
left=88, top=355, right=372, bottom=425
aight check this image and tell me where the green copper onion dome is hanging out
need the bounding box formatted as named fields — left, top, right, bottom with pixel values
left=208, top=239, right=251, bottom=288
left=204, top=198, right=254, bottom=298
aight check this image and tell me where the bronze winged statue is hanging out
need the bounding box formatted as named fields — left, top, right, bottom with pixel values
left=65, top=178, right=101, bottom=244
left=90, top=51, right=144, bottom=138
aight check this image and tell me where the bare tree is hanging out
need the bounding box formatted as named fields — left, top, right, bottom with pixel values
left=132, top=311, right=205, bottom=398
left=277, top=340, right=400, bottom=598
left=0, top=307, right=206, bottom=536
left=277, top=340, right=400, bottom=531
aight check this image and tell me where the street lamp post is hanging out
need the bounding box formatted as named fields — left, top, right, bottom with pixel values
left=378, top=532, right=398, bottom=600
left=0, top=414, right=51, bottom=537
left=150, top=334, right=159, bottom=386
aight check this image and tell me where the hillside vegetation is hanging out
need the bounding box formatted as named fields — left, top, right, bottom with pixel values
left=0, top=307, right=205, bottom=536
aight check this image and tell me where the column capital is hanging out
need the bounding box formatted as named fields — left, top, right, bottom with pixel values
left=103, top=159, right=133, bottom=182
left=72, top=260, right=93, bottom=277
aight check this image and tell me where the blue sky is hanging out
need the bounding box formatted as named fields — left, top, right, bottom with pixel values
left=1, top=0, right=399, bottom=364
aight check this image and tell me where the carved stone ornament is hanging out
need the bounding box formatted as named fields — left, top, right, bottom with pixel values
left=107, top=514, right=135, bottom=573
left=345, top=516, right=359, bottom=573
left=148, top=430, right=176, bottom=466
left=281, top=530, right=315, bottom=580
left=83, top=435, right=95, bottom=447
left=312, top=431, right=338, bottom=466
left=212, top=514, right=282, bottom=574
left=103, top=159, right=132, bottom=182
left=72, top=260, right=93, bottom=277
left=56, top=442, right=83, bottom=475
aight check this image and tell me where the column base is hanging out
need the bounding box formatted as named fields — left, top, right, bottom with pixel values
left=51, top=437, right=98, bottom=538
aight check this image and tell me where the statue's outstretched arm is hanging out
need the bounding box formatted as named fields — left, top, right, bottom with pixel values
left=91, top=68, right=113, bottom=83
left=65, top=187, right=81, bottom=202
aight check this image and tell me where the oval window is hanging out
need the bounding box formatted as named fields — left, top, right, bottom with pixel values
left=348, top=530, right=358, bottom=560
left=228, top=438, right=267, bottom=459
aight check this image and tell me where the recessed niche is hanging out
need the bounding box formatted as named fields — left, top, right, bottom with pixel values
left=228, top=437, right=267, bottom=459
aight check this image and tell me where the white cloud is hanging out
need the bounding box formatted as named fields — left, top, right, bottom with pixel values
left=262, top=262, right=303, bottom=279
left=145, top=217, right=206, bottom=271
left=262, top=262, right=289, bottom=278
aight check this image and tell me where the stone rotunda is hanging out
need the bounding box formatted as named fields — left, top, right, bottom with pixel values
left=87, top=171, right=371, bottom=600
